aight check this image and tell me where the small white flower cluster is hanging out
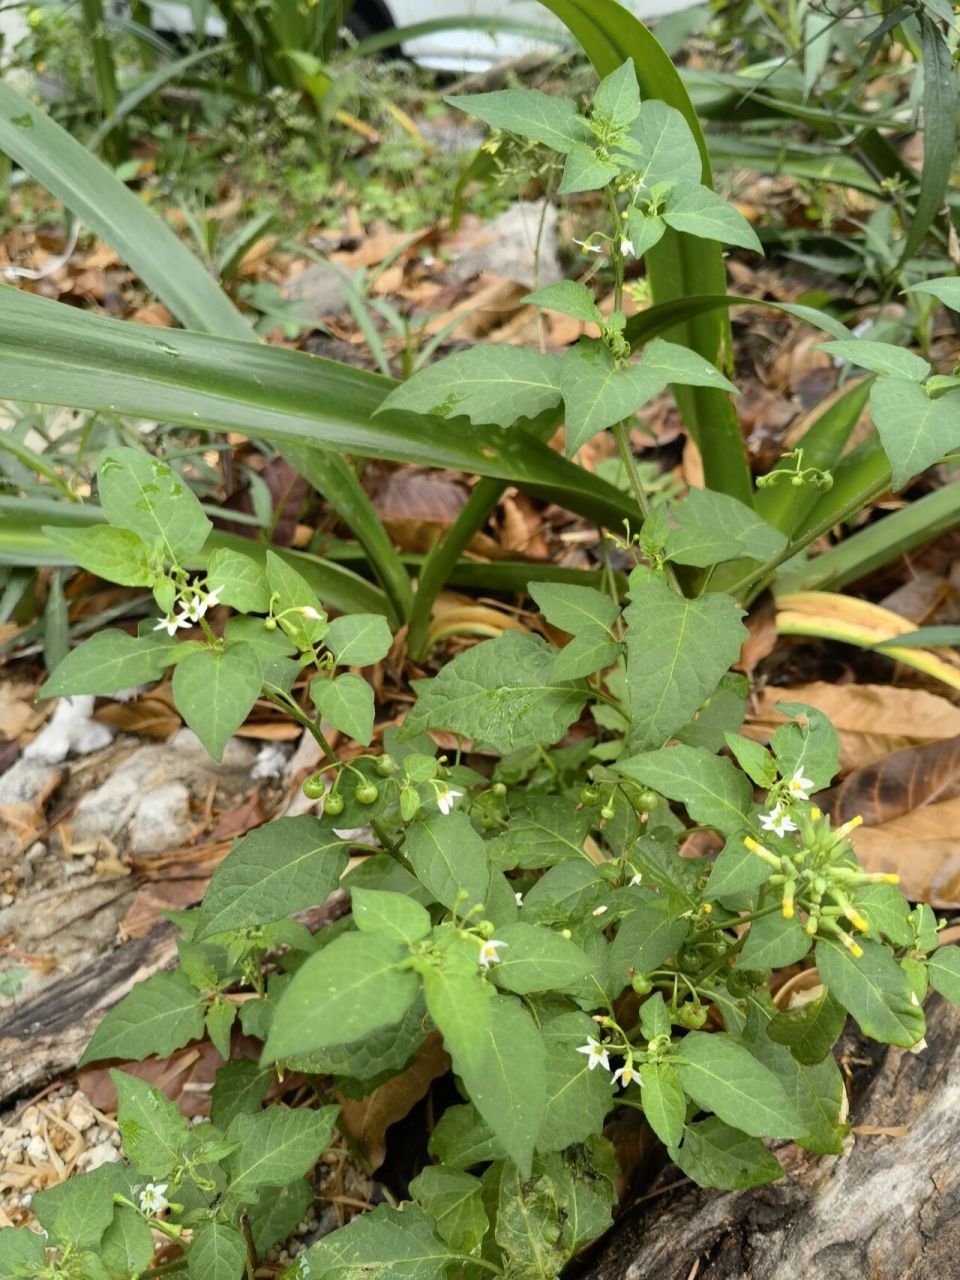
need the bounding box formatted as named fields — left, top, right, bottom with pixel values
left=139, top=1182, right=168, bottom=1215
left=576, top=1037, right=635, bottom=1086
left=153, top=583, right=222, bottom=638
left=758, top=768, right=814, bottom=838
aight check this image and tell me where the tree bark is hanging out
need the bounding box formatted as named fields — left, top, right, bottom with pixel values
left=581, top=996, right=960, bottom=1280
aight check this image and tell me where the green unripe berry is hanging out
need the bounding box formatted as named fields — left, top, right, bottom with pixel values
left=302, top=774, right=326, bottom=801
left=376, top=754, right=397, bottom=776
left=635, top=789, right=659, bottom=811
left=631, top=973, right=653, bottom=996
left=677, top=1003, right=708, bottom=1029
left=355, top=782, right=379, bottom=805
left=579, top=786, right=600, bottom=806
left=790, top=474, right=804, bottom=487
left=600, top=805, right=615, bottom=821
left=323, top=792, right=345, bottom=816
left=492, top=782, right=507, bottom=797
left=264, top=617, right=278, bottom=630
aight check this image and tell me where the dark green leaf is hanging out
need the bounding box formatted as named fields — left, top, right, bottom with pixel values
left=172, top=643, right=262, bottom=761
left=40, top=628, right=178, bottom=698
left=816, top=936, right=925, bottom=1048
left=79, top=970, right=206, bottom=1065
left=674, top=1117, right=783, bottom=1189
left=674, top=1032, right=804, bottom=1138
left=767, top=989, right=847, bottom=1065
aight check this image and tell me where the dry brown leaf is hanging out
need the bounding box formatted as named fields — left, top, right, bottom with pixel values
left=744, top=682, right=960, bottom=772
left=94, top=694, right=181, bottom=741
left=336, top=1033, right=448, bottom=1172
left=368, top=470, right=469, bottom=554
left=823, top=736, right=960, bottom=826
left=847, top=799, right=960, bottom=908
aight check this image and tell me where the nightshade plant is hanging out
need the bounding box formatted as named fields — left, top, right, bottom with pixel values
left=5, top=58, right=960, bottom=1280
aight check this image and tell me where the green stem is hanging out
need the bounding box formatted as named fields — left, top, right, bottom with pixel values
left=266, top=690, right=338, bottom=765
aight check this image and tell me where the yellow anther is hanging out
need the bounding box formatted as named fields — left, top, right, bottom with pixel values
left=835, top=814, right=864, bottom=842
left=782, top=880, right=796, bottom=920
left=702, top=903, right=713, bottom=914
left=810, top=806, right=821, bottom=823
left=805, top=917, right=818, bottom=936
left=874, top=872, right=900, bottom=885
left=848, top=910, right=869, bottom=933
left=744, top=836, right=780, bottom=867
left=841, top=933, right=864, bottom=958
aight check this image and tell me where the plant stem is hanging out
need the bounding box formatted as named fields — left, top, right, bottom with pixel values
left=265, top=690, right=338, bottom=765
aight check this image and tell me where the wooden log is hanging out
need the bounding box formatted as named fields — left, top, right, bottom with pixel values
left=581, top=996, right=960, bottom=1280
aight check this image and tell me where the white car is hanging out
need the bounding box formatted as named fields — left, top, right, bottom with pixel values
left=146, top=0, right=701, bottom=71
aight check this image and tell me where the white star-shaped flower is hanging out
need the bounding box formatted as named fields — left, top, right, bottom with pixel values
left=613, top=1062, right=636, bottom=1087
left=620, top=237, right=635, bottom=257
left=515, top=892, right=524, bottom=907
left=478, top=938, right=507, bottom=969
left=760, top=803, right=798, bottom=838
left=628, top=873, right=643, bottom=887
left=576, top=1037, right=611, bottom=1072
left=786, top=768, right=814, bottom=801
left=435, top=785, right=463, bottom=816
left=299, top=606, right=323, bottom=621
left=154, top=612, right=189, bottom=638
left=139, top=1182, right=168, bottom=1215
left=573, top=236, right=604, bottom=255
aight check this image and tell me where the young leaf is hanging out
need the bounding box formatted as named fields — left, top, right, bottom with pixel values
left=403, top=631, right=590, bottom=753
left=560, top=339, right=667, bottom=455
left=929, top=944, right=960, bottom=1003
left=325, top=612, right=393, bottom=666
left=490, top=922, right=595, bottom=995
left=625, top=207, right=666, bottom=257
left=770, top=701, right=840, bottom=793
left=408, top=1166, right=488, bottom=1253
left=446, top=88, right=590, bottom=153
left=665, top=488, right=787, bottom=568
left=625, top=99, right=701, bottom=190
left=111, top=1069, right=189, bottom=1177
left=310, top=672, right=375, bottom=745
left=642, top=338, right=738, bottom=394
left=622, top=567, right=747, bottom=752
left=172, top=643, right=262, bottom=761
left=674, top=1117, right=783, bottom=1189
left=816, top=936, right=926, bottom=1048
left=265, top=550, right=327, bottom=647
left=675, top=673, right=748, bottom=753
left=816, top=340, right=930, bottom=383
left=767, top=988, right=847, bottom=1065
left=223, top=1104, right=338, bottom=1203
left=724, top=733, right=777, bottom=789
left=904, top=276, right=960, bottom=310
left=205, top=548, right=271, bottom=613
left=205, top=1000, right=237, bottom=1060
left=523, top=280, right=603, bottom=325
left=639, top=991, right=671, bottom=1040
left=674, top=1032, right=804, bottom=1138
left=593, top=59, right=642, bottom=130
left=248, top=1178, right=313, bottom=1256
left=263, top=932, right=420, bottom=1061
left=299, top=1203, right=453, bottom=1280
left=40, top=628, right=178, bottom=698
left=404, top=811, right=491, bottom=911
left=870, top=379, right=960, bottom=490
left=44, top=524, right=154, bottom=587
left=619, top=745, right=752, bottom=837
left=101, top=1205, right=156, bottom=1278
left=638, top=1061, right=685, bottom=1149
left=195, top=816, right=348, bottom=941
left=211, top=1059, right=273, bottom=1130
left=376, top=345, right=563, bottom=427
left=186, top=1222, right=248, bottom=1280
left=79, top=970, right=206, bottom=1065
left=537, top=1011, right=615, bottom=1152
left=559, top=142, right=622, bottom=195
left=429, top=1103, right=504, bottom=1169
left=352, top=888, right=432, bottom=945
left=663, top=182, right=763, bottom=253
left=98, top=447, right=211, bottom=560
left=735, top=910, right=811, bottom=970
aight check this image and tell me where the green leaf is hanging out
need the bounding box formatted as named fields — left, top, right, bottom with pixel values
left=491, top=922, right=595, bottom=995
left=622, top=567, right=747, bottom=752
left=898, top=14, right=957, bottom=265
left=409, top=1166, right=488, bottom=1253
left=816, top=936, right=926, bottom=1048
left=44, top=524, right=154, bottom=587
left=352, top=888, right=432, bottom=945
left=300, top=1203, right=454, bottom=1280
left=724, top=733, right=777, bottom=788
left=674, top=1117, right=783, bottom=1189
left=619, top=745, right=752, bottom=836
left=196, top=816, right=347, bottom=941
left=625, top=208, right=666, bottom=257
left=663, top=182, right=763, bottom=253
left=559, top=142, right=621, bottom=194
left=488, top=794, right=594, bottom=871
left=675, top=673, right=748, bottom=753
left=186, top=1222, right=248, bottom=1280
left=905, top=276, right=960, bottom=311
left=816, top=340, right=930, bottom=382
left=172, top=643, right=262, bottom=761
left=593, top=58, right=641, bottom=130
left=642, top=338, right=738, bottom=394
left=404, top=812, right=490, bottom=911
left=523, top=861, right=608, bottom=924
left=429, top=1103, right=504, bottom=1169
left=446, top=88, right=590, bottom=153
left=855, top=882, right=915, bottom=948
left=310, top=672, right=374, bottom=745
left=929, top=944, right=960, bottom=1003
left=263, top=931, right=420, bottom=1061
left=870, top=379, right=960, bottom=490
left=404, top=631, right=590, bottom=753
left=675, top=1032, right=804, bottom=1139
left=639, top=991, right=671, bottom=1040
left=224, top=1104, right=338, bottom=1203
left=626, top=99, right=701, bottom=190
left=377, top=344, right=562, bottom=428
left=704, top=838, right=771, bottom=900
left=665, top=488, right=787, bottom=568
left=101, top=1205, right=155, bottom=1279
left=211, top=1059, right=273, bottom=1130
left=39, top=628, right=179, bottom=698
left=265, top=550, right=328, bottom=648
left=97, top=447, right=211, bottom=561
left=770, top=701, right=840, bottom=793
left=767, top=989, right=847, bottom=1065
left=529, top=580, right=620, bottom=680
left=111, top=1069, right=189, bottom=1177
left=205, top=999, right=237, bottom=1059
left=325, top=612, right=393, bottom=666
left=735, top=909, right=811, bottom=970
left=0, top=1225, right=52, bottom=1275
left=560, top=339, right=667, bottom=455
left=493, top=1161, right=566, bottom=1276
left=248, top=1178, right=313, bottom=1256
left=32, top=1164, right=126, bottom=1251
left=224, top=615, right=297, bottom=662
left=537, top=1011, right=615, bottom=1152
left=205, top=548, right=271, bottom=613
left=522, top=281, right=603, bottom=325
left=638, top=1061, right=685, bottom=1149
left=608, top=895, right=689, bottom=990
left=80, top=970, right=206, bottom=1065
